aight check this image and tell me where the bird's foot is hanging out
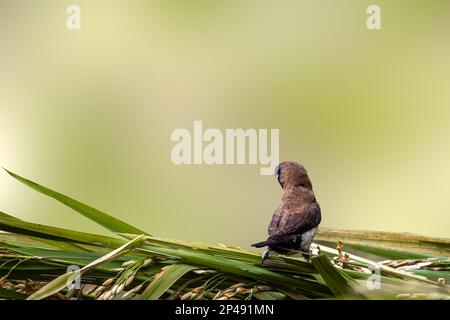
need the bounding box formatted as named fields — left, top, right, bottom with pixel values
left=311, top=245, right=321, bottom=256
left=301, top=249, right=313, bottom=260
left=261, top=249, right=270, bottom=263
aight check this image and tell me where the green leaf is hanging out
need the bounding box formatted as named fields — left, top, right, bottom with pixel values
left=0, top=214, right=125, bottom=248
left=0, top=286, right=28, bottom=300
left=27, top=235, right=147, bottom=300
left=27, top=271, right=79, bottom=300
left=317, top=240, right=439, bottom=260
left=413, top=270, right=450, bottom=282
left=141, top=264, right=198, bottom=300
left=316, top=228, right=450, bottom=257
left=311, top=255, right=365, bottom=298
left=1, top=242, right=132, bottom=270
left=0, top=211, right=86, bottom=252
left=80, top=235, right=146, bottom=272
left=253, top=292, right=287, bottom=300
left=315, top=242, right=441, bottom=285
left=3, top=169, right=147, bottom=236
left=138, top=243, right=332, bottom=297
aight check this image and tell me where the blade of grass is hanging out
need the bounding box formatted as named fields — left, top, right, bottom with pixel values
left=120, top=233, right=313, bottom=271
left=253, top=292, right=287, bottom=300
left=3, top=169, right=147, bottom=236
left=141, top=264, right=198, bottom=300
left=412, top=270, right=450, bottom=282
left=0, top=242, right=131, bottom=270
left=316, top=240, right=442, bottom=260
left=0, top=211, right=87, bottom=252
left=0, top=287, right=27, bottom=300
left=27, top=235, right=147, bottom=300
left=27, top=271, right=79, bottom=300
left=311, top=255, right=365, bottom=298
left=1, top=223, right=330, bottom=297
left=0, top=214, right=125, bottom=248
left=137, top=243, right=332, bottom=297
left=316, top=227, right=450, bottom=257
left=313, top=243, right=441, bottom=286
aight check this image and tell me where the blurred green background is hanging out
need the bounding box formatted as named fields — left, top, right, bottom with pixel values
left=1, top=1, right=449, bottom=247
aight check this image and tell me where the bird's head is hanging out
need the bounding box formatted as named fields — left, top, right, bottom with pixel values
left=274, top=161, right=312, bottom=190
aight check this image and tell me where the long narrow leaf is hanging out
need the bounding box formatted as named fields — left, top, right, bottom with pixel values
left=4, top=169, right=147, bottom=235
left=27, top=235, right=147, bottom=300
left=26, top=271, right=78, bottom=300
left=311, top=255, right=365, bottom=298
left=0, top=211, right=86, bottom=252
left=138, top=243, right=332, bottom=297
left=0, top=214, right=125, bottom=248
left=0, top=286, right=28, bottom=300
left=141, top=264, right=198, bottom=300
left=316, top=228, right=450, bottom=257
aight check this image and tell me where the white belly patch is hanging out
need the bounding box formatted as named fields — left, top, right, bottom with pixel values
left=300, top=227, right=318, bottom=251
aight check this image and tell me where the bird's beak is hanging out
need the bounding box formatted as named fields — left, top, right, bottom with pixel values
left=274, top=165, right=280, bottom=177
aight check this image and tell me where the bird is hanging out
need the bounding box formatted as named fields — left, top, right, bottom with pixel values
left=251, top=161, right=321, bottom=261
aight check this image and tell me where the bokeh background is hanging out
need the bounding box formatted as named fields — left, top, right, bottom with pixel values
left=1, top=0, right=449, bottom=247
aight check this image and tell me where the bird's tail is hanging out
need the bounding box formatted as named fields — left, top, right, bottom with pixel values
left=251, top=238, right=277, bottom=248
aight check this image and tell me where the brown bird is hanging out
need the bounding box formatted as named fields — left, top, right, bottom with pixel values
left=252, top=161, right=321, bottom=261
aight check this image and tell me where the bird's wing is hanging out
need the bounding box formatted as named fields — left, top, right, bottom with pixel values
left=275, top=202, right=321, bottom=237
left=268, top=209, right=282, bottom=236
